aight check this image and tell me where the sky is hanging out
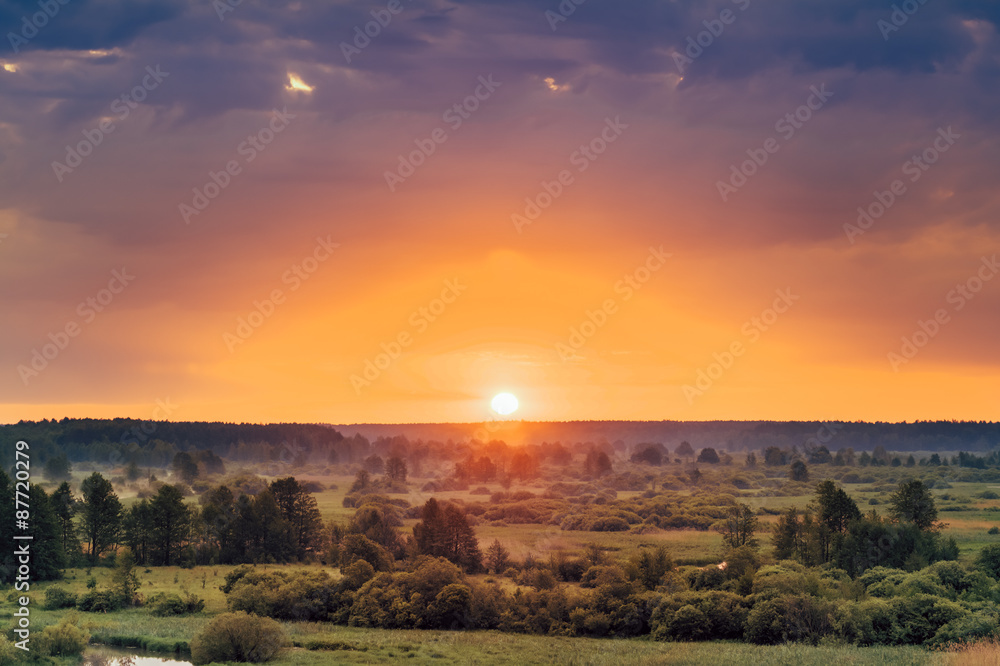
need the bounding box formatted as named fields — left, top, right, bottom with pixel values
left=1, top=0, right=999, bottom=425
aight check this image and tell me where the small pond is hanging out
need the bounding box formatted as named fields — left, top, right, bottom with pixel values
left=82, top=646, right=193, bottom=666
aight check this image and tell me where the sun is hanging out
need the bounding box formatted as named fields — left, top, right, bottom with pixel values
left=490, top=392, right=519, bottom=416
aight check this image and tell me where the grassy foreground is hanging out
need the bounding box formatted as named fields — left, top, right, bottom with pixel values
left=273, top=626, right=950, bottom=665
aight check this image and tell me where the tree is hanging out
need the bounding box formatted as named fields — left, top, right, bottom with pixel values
left=745, top=452, right=757, bottom=468
left=807, top=446, right=832, bottom=465
left=718, top=503, right=758, bottom=550
left=815, top=479, right=860, bottom=533
left=676, top=441, right=695, bottom=462
left=111, top=547, right=141, bottom=607
left=696, top=447, right=720, bottom=464
left=43, top=453, right=72, bottom=482
left=51, top=482, right=79, bottom=565
left=125, top=461, right=142, bottom=482
left=28, top=484, right=66, bottom=580
left=772, top=507, right=802, bottom=560
left=631, top=445, right=663, bottom=466
left=363, top=454, right=385, bottom=475
left=350, top=469, right=371, bottom=493
left=413, top=499, right=481, bottom=571
left=385, top=456, right=408, bottom=483
left=172, top=452, right=199, bottom=484
left=627, top=546, right=673, bottom=590
left=889, top=479, right=938, bottom=531
left=269, top=477, right=323, bottom=559
left=150, top=484, right=191, bottom=566
left=790, top=460, right=809, bottom=482
left=443, top=504, right=482, bottom=572
left=584, top=451, right=612, bottom=477
left=123, top=499, right=154, bottom=566
left=79, top=472, right=122, bottom=564
left=976, top=544, right=1000, bottom=580
left=764, top=447, right=787, bottom=466
left=485, top=539, right=510, bottom=574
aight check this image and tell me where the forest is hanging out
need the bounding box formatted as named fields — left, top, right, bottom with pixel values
left=2, top=419, right=1000, bottom=664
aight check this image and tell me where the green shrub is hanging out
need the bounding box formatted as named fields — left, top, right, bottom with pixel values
left=666, top=605, right=707, bottom=641
left=0, top=635, right=25, bottom=664
left=834, top=599, right=895, bottom=646
left=190, top=611, right=285, bottom=664
left=930, top=611, right=1000, bottom=646
left=43, top=587, right=77, bottom=610
left=77, top=588, right=121, bottom=612
left=150, top=591, right=206, bottom=616
left=977, top=544, right=1000, bottom=579
left=744, top=595, right=835, bottom=645
left=35, top=613, right=89, bottom=657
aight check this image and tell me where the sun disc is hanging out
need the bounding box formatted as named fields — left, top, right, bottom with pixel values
left=491, top=392, right=519, bottom=415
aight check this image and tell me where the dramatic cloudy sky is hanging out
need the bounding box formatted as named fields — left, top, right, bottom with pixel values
left=1, top=0, right=998, bottom=425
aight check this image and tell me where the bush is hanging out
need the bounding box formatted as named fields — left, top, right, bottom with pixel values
left=77, top=588, right=121, bottom=613
left=35, top=613, right=89, bottom=657
left=666, top=605, right=707, bottom=641
left=977, top=544, right=1000, bottom=579
left=150, top=592, right=206, bottom=616
left=930, top=611, right=1000, bottom=646
left=43, top=587, right=77, bottom=610
left=190, top=611, right=285, bottom=664
left=744, top=595, right=835, bottom=645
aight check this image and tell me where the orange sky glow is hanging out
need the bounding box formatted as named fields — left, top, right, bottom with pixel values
left=2, top=3, right=998, bottom=425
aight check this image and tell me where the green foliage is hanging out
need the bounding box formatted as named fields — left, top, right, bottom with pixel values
left=225, top=568, right=343, bottom=622
left=744, top=595, right=835, bottom=645
left=77, top=588, right=122, bottom=612
left=889, top=479, right=938, bottom=530
left=625, top=545, right=674, bottom=590
left=43, top=586, right=78, bottom=610
left=27, top=484, right=66, bottom=580
left=339, top=533, right=394, bottom=572
left=112, top=547, right=142, bottom=607
left=80, top=472, right=123, bottom=563
left=717, top=503, right=758, bottom=550
left=35, top=613, right=89, bottom=657
left=190, top=611, right=285, bottom=664
left=149, top=591, right=206, bottom=616
left=977, top=544, right=1000, bottom=580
